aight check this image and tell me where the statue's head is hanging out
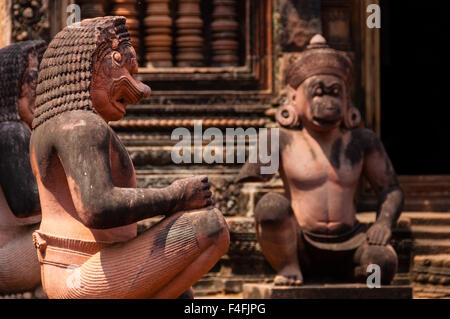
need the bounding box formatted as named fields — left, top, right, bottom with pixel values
left=277, top=34, right=360, bottom=132
left=0, top=40, right=47, bottom=127
left=33, top=16, right=151, bottom=129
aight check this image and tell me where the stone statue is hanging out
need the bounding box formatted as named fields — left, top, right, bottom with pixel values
left=0, top=40, right=46, bottom=293
left=236, top=35, right=403, bottom=286
left=30, top=17, right=229, bottom=299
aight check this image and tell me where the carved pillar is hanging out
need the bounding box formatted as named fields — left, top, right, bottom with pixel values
left=110, top=0, right=141, bottom=62
left=176, top=0, right=204, bottom=67
left=144, top=0, right=173, bottom=67
left=211, top=0, right=239, bottom=66
left=0, top=0, right=11, bottom=48
left=77, top=0, right=105, bottom=19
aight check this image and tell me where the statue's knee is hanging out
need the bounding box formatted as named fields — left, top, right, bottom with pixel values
left=191, top=208, right=230, bottom=250
left=358, top=244, right=398, bottom=284
left=254, top=193, right=292, bottom=224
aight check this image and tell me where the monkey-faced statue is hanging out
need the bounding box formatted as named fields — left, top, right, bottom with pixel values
left=237, top=35, right=403, bottom=286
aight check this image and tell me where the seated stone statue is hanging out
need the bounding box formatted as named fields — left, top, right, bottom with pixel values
left=0, top=40, right=47, bottom=293
left=30, top=17, right=229, bottom=299
left=236, top=35, right=403, bottom=286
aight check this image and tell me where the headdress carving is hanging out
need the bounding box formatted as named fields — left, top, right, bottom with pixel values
left=33, top=16, right=131, bottom=129
left=286, top=34, right=353, bottom=89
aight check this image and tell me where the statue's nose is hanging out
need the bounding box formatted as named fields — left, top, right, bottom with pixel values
left=138, top=81, right=151, bottom=98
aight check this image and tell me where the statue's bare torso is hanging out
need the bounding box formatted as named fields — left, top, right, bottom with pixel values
left=279, top=128, right=361, bottom=235
left=31, top=112, right=137, bottom=243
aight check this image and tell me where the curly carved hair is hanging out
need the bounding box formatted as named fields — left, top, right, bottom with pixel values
left=0, top=40, right=47, bottom=123
left=32, top=16, right=131, bottom=129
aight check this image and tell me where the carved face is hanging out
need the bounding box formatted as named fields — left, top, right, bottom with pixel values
left=289, top=75, right=347, bottom=132
left=18, top=52, right=39, bottom=128
left=91, top=44, right=151, bottom=122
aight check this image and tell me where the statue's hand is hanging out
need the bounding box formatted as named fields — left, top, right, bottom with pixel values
left=172, top=175, right=213, bottom=211
left=366, top=222, right=392, bottom=246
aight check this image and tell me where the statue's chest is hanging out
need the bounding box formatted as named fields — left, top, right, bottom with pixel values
left=280, top=133, right=363, bottom=188
left=109, top=133, right=136, bottom=188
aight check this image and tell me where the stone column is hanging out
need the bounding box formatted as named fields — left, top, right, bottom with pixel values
left=110, top=0, right=141, bottom=63
left=176, top=0, right=204, bottom=67
left=211, top=0, right=239, bottom=66
left=144, top=0, right=173, bottom=67
left=0, top=0, right=12, bottom=48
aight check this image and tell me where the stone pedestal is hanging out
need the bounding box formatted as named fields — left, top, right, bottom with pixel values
left=243, top=283, right=413, bottom=299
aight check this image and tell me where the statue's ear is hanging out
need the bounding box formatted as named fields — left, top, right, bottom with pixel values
left=286, top=84, right=297, bottom=103
left=276, top=102, right=300, bottom=129
left=343, top=104, right=361, bottom=129
left=276, top=85, right=302, bottom=129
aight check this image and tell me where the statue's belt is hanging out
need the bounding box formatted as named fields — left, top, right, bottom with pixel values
left=32, top=231, right=109, bottom=267
left=302, top=222, right=367, bottom=251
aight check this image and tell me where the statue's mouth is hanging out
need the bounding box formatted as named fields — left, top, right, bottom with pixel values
left=111, top=98, right=127, bottom=115
left=110, top=76, right=151, bottom=114
left=312, top=116, right=340, bottom=127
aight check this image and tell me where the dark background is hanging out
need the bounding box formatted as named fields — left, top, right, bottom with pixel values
left=380, top=1, right=450, bottom=174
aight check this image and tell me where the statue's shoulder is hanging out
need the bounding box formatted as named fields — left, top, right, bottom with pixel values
left=278, top=127, right=295, bottom=152
left=347, top=127, right=382, bottom=154
left=33, top=111, right=111, bottom=148
left=0, top=121, right=30, bottom=142
left=0, top=121, right=30, bottom=155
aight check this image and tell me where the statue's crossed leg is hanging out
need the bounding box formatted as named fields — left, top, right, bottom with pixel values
left=35, top=208, right=229, bottom=299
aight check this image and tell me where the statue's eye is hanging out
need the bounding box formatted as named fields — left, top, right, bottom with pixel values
left=314, top=87, right=323, bottom=96
left=112, top=51, right=122, bottom=64
left=333, top=87, right=340, bottom=95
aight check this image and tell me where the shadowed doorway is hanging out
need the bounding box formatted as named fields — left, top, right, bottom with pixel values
left=380, top=0, right=450, bottom=175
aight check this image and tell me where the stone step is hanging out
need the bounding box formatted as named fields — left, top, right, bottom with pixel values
left=357, top=212, right=450, bottom=226
left=243, top=283, right=413, bottom=299
left=407, top=213, right=450, bottom=226
left=229, top=213, right=450, bottom=230
left=413, top=239, right=450, bottom=255
left=410, top=225, right=450, bottom=239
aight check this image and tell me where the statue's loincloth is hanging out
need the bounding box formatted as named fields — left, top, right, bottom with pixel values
left=32, top=230, right=110, bottom=267
left=301, top=222, right=367, bottom=252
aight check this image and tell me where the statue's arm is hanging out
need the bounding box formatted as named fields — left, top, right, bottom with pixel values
left=54, top=116, right=206, bottom=229
left=361, top=129, right=404, bottom=244
left=235, top=128, right=282, bottom=183
left=235, top=161, right=275, bottom=183
left=0, top=122, right=40, bottom=217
